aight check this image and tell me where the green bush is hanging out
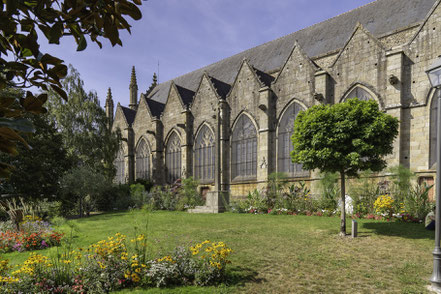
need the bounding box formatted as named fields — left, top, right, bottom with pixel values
left=37, top=200, right=63, bottom=219
left=176, top=177, right=203, bottom=210
left=134, top=178, right=154, bottom=192
left=389, top=165, right=414, bottom=206
left=130, top=183, right=150, bottom=209
left=348, top=170, right=380, bottom=216
left=266, top=173, right=288, bottom=210
left=316, top=172, right=339, bottom=211
left=401, top=183, right=434, bottom=221
left=95, top=184, right=131, bottom=211
left=276, top=182, right=312, bottom=214
left=388, top=165, right=434, bottom=221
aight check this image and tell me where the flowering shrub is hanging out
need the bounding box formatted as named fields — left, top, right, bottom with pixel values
left=373, top=195, right=394, bottom=217
left=0, top=233, right=233, bottom=293
left=0, top=217, right=63, bottom=253
left=190, top=240, right=233, bottom=285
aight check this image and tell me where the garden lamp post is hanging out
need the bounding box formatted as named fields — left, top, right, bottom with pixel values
left=427, top=57, right=441, bottom=291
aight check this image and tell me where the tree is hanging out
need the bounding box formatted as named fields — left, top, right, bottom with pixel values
left=0, top=89, right=71, bottom=199
left=47, top=65, right=120, bottom=179
left=291, top=98, right=399, bottom=235
left=0, top=0, right=142, bottom=176
left=61, top=165, right=110, bottom=217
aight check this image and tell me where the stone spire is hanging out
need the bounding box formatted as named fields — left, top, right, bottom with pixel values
left=129, top=66, right=138, bottom=110
left=146, top=72, right=158, bottom=96
left=105, top=87, right=114, bottom=127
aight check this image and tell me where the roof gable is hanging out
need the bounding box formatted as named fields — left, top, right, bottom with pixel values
left=133, top=95, right=153, bottom=126
left=274, top=41, right=319, bottom=85
left=408, top=0, right=441, bottom=45
left=229, top=59, right=267, bottom=94
left=191, top=74, right=220, bottom=110
left=331, top=23, right=385, bottom=68
left=113, top=103, right=129, bottom=130
left=163, top=82, right=187, bottom=116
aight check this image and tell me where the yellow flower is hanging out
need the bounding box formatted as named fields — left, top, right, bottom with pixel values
left=131, top=273, right=140, bottom=283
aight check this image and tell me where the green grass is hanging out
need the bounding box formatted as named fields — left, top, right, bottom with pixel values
left=2, top=211, right=436, bottom=293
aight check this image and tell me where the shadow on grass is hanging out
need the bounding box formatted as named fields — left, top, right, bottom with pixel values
left=68, top=211, right=128, bottom=222
left=225, top=265, right=265, bottom=288
left=362, top=221, right=434, bottom=240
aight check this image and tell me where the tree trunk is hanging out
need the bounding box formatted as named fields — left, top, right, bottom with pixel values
left=79, top=197, right=83, bottom=218
left=340, top=171, right=346, bottom=236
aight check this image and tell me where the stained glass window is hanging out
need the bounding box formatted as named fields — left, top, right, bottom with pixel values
left=115, top=148, right=125, bottom=184
left=231, top=115, right=257, bottom=180
left=345, top=86, right=374, bottom=101
left=277, top=103, right=308, bottom=177
left=194, top=125, right=215, bottom=182
left=166, top=132, right=181, bottom=183
left=430, top=91, right=438, bottom=169
left=136, top=139, right=150, bottom=180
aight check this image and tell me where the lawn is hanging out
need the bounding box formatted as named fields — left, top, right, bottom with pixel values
left=3, top=210, right=435, bottom=293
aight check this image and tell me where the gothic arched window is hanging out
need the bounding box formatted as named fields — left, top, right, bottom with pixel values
left=231, top=114, right=257, bottom=180
left=136, top=139, right=150, bottom=180
left=194, top=125, right=215, bottom=182
left=166, top=132, right=181, bottom=183
left=345, top=86, right=374, bottom=101
left=115, top=148, right=125, bottom=184
left=430, top=91, right=438, bottom=169
left=278, top=102, right=307, bottom=177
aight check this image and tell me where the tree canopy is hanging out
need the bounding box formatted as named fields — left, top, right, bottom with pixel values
left=0, top=89, right=71, bottom=199
left=47, top=65, right=120, bottom=179
left=291, top=98, right=399, bottom=234
left=0, top=0, right=142, bottom=177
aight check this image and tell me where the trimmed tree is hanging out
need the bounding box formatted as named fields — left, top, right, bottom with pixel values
left=291, top=98, right=399, bottom=235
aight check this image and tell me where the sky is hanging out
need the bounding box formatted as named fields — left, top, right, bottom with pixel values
left=39, top=0, right=375, bottom=107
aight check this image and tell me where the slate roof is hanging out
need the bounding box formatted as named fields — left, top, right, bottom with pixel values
left=146, top=0, right=437, bottom=107
left=175, top=85, right=195, bottom=107
left=121, top=106, right=136, bottom=126
left=145, top=97, right=165, bottom=118
left=254, top=67, right=275, bottom=87
left=209, top=76, right=231, bottom=99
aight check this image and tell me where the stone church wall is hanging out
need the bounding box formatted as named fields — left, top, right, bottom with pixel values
left=111, top=1, right=441, bottom=201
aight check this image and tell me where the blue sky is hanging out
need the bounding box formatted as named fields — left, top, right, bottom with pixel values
left=39, top=0, right=374, bottom=107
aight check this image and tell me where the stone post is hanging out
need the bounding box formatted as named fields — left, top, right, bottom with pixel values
left=385, top=48, right=405, bottom=167
left=311, top=70, right=332, bottom=195
left=126, top=126, right=135, bottom=183
left=151, top=118, right=164, bottom=185
left=188, top=100, right=229, bottom=213
left=257, top=86, right=274, bottom=191
left=219, top=100, right=230, bottom=194
left=180, top=109, right=193, bottom=178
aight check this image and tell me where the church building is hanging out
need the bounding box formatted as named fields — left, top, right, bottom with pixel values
left=108, top=0, right=441, bottom=210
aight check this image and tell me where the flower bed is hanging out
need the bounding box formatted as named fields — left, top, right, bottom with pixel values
left=0, top=233, right=233, bottom=293
left=0, top=218, right=64, bottom=253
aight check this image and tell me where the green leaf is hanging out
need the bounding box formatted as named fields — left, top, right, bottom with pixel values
left=49, top=22, right=64, bottom=44
left=51, top=84, right=68, bottom=101
left=76, top=34, right=87, bottom=51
